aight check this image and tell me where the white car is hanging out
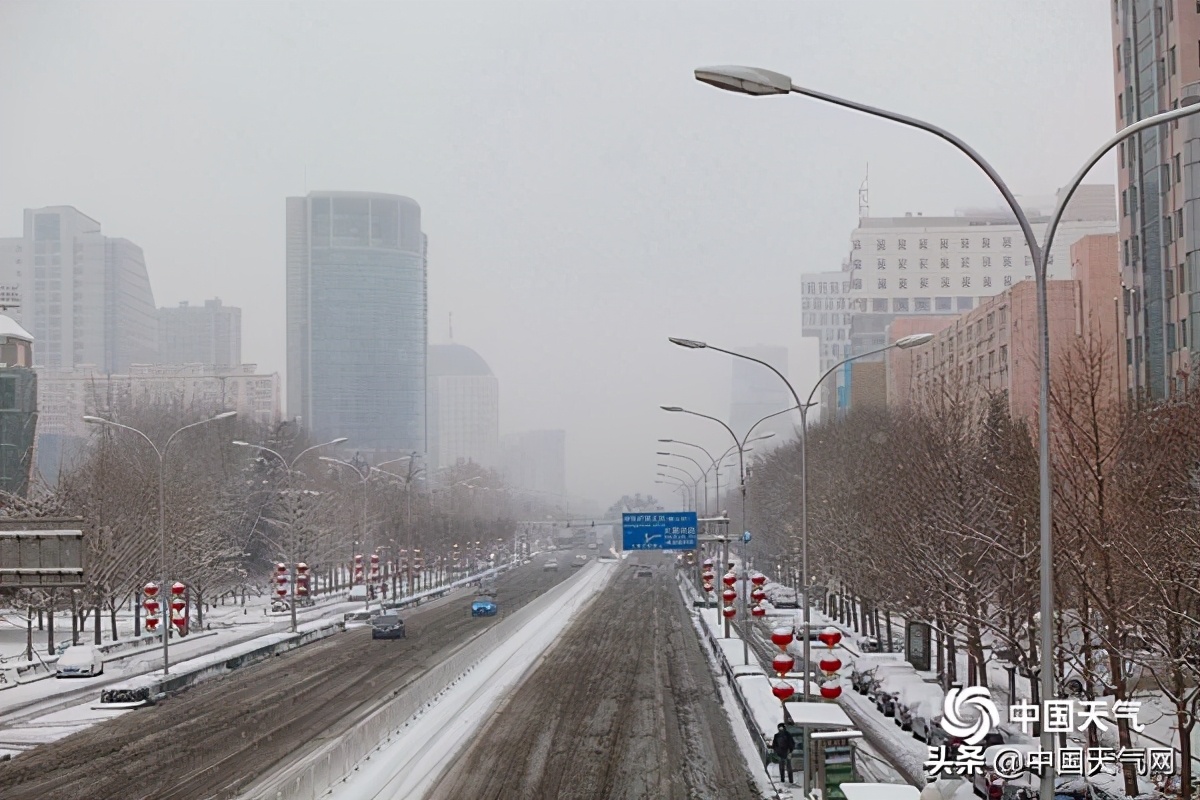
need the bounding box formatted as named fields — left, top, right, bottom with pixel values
left=56, top=644, right=104, bottom=678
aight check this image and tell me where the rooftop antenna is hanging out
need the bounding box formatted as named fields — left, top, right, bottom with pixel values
left=858, top=163, right=869, bottom=222
left=449, top=312, right=453, bottom=341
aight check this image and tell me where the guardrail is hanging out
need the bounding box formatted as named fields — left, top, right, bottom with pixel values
left=259, top=561, right=609, bottom=800
left=96, top=619, right=343, bottom=708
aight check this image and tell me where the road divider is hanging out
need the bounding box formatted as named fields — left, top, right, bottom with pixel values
left=94, top=618, right=343, bottom=709
left=252, top=560, right=614, bottom=800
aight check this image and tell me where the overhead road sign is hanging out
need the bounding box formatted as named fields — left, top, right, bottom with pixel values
left=622, top=512, right=698, bottom=551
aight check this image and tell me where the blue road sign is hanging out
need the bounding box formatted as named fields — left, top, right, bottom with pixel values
left=621, top=512, right=698, bottom=551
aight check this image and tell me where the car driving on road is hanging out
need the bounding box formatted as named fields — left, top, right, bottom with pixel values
left=471, top=596, right=498, bottom=617
left=371, top=613, right=406, bottom=639
left=543, top=558, right=558, bottom=571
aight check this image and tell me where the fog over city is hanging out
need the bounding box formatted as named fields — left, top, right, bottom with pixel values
left=0, top=1, right=1115, bottom=506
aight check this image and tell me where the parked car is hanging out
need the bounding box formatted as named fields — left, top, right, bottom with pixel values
left=587, top=542, right=598, bottom=550
left=571, top=554, right=587, bottom=568
left=860, top=661, right=918, bottom=699
left=543, top=559, right=558, bottom=571
left=56, top=644, right=104, bottom=678
left=895, top=682, right=944, bottom=732
left=370, top=613, right=406, bottom=639
left=876, top=673, right=929, bottom=718
left=471, top=597, right=498, bottom=617
left=851, top=654, right=905, bottom=694
left=637, top=568, right=653, bottom=577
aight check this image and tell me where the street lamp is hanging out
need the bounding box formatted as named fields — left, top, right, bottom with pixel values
left=654, top=477, right=689, bottom=509
left=695, top=63, right=1200, bottom=798
left=655, top=472, right=694, bottom=510
left=656, top=451, right=711, bottom=515
left=370, top=453, right=423, bottom=597
left=321, top=455, right=413, bottom=607
left=83, top=410, right=237, bottom=674
left=668, top=333, right=930, bottom=797
left=657, top=462, right=702, bottom=511
left=231, top=436, right=347, bottom=631
left=661, top=405, right=770, bottom=643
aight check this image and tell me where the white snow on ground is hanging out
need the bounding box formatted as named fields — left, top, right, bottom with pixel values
left=680, top=579, right=778, bottom=799
left=327, top=561, right=617, bottom=800
left=0, top=566, right=509, bottom=759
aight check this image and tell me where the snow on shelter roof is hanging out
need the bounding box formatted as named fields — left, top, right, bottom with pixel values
left=0, top=315, right=32, bottom=343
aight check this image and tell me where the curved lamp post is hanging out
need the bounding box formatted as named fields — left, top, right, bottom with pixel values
left=695, top=63, right=1200, bottom=798
left=232, top=436, right=347, bottom=630
left=321, top=455, right=414, bottom=608
left=656, top=451, right=711, bottom=515
left=657, top=462, right=703, bottom=512
left=669, top=332, right=931, bottom=796
left=655, top=471, right=694, bottom=510
left=83, top=410, right=237, bottom=674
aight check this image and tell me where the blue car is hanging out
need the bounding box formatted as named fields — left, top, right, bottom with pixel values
left=471, top=597, right=498, bottom=617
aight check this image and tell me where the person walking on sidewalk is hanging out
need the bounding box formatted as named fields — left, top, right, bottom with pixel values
left=772, top=722, right=796, bottom=784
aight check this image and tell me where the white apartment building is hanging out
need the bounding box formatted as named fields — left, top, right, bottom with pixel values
left=37, top=363, right=280, bottom=442
left=800, top=270, right=854, bottom=419
left=427, top=343, right=499, bottom=469
left=845, top=185, right=1118, bottom=323
left=0, top=206, right=158, bottom=372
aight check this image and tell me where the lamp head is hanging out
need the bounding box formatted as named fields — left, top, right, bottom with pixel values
left=896, top=333, right=934, bottom=349
left=668, top=337, right=707, bottom=349
left=694, top=65, right=792, bottom=96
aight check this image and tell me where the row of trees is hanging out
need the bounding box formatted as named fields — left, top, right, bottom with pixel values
left=739, top=337, right=1200, bottom=797
left=1, top=405, right=547, bottom=652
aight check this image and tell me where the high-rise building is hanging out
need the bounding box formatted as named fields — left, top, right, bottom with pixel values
left=159, top=298, right=241, bottom=367
left=0, top=316, right=37, bottom=496
left=427, top=343, right=499, bottom=469
left=0, top=206, right=158, bottom=371
left=499, top=429, right=566, bottom=499
left=1112, top=2, right=1200, bottom=400
left=800, top=271, right=854, bottom=420
left=285, top=192, right=427, bottom=456
left=35, top=362, right=281, bottom=479
left=887, top=234, right=1123, bottom=422
left=728, top=345, right=793, bottom=447
left=837, top=187, right=1117, bottom=410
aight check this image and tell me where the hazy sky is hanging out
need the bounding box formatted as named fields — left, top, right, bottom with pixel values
left=0, top=1, right=1117, bottom=507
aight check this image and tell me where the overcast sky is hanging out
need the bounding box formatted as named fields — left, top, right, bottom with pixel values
left=0, top=1, right=1116, bottom=508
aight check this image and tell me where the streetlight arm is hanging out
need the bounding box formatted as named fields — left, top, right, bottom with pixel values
left=663, top=407, right=740, bottom=452
left=289, top=437, right=348, bottom=470
left=660, top=452, right=707, bottom=479
left=84, top=417, right=162, bottom=459
left=163, top=411, right=236, bottom=456
left=1042, top=99, right=1200, bottom=266
left=804, top=341, right=901, bottom=409
left=784, top=82, right=1041, bottom=264
left=741, top=405, right=798, bottom=449
left=704, top=343, right=803, bottom=412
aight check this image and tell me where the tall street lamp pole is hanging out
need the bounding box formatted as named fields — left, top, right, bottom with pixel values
left=83, top=411, right=237, bottom=675
left=657, top=451, right=710, bottom=515
left=655, top=472, right=694, bottom=510
left=693, top=64, right=1200, bottom=798
left=231, top=437, right=347, bottom=631
left=669, top=333, right=931, bottom=797
left=656, top=462, right=702, bottom=512
left=322, top=455, right=413, bottom=607
left=660, top=405, right=774, bottom=649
